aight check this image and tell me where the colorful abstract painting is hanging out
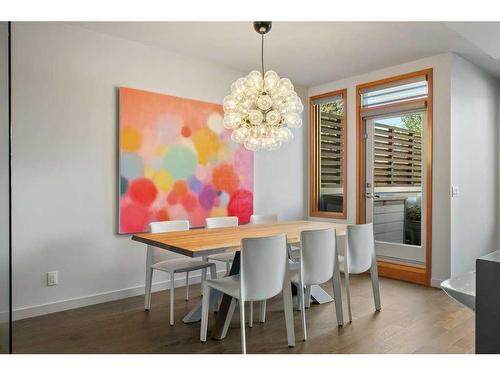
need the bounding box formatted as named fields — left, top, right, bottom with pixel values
left=118, top=87, right=254, bottom=234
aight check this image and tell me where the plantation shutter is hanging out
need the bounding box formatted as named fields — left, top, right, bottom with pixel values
left=312, top=95, right=345, bottom=190
left=319, top=112, right=344, bottom=189
left=373, top=122, right=422, bottom=187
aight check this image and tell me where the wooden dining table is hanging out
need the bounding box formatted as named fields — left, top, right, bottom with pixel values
left=132, top=220, right=347, bottom=340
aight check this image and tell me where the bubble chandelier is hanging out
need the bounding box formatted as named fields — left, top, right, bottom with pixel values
left=223, top=22, right=304, bottom=151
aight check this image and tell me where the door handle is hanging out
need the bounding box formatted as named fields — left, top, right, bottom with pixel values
left=366, top=193, right=380, bottom=199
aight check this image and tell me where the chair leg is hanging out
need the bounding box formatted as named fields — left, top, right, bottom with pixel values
left=144, top=267, right=153, bottom=311
left=221, top=298, right=237, bottom=339
left=239, top=300, right=247, bottom=354
left=304, top=285, right=312, bottom=308
left=371, top=262, right=382, bottom=311
left=200, top=283, right=211, bottom=342
left=201, top=256, right=208, bottom=295
left=249, top=302, right=253, bottom=328
left=282, top=279, right=296, bottom=347
left=225, top=261, right=230, bottom=275
left=344, top=271, right=353, bottom=323
left=298, top=282, right=307, bottom=341
left=185, top=272, right=189, bottom=301
left=169, top=272, right=175, bottom=326
left=332, top=267, right=344, bottom=326
left=208, top=264, right=219, bottom=311
left=144, top=246, right=154, bottom=311
left=259, top=300, right=266, bottom=323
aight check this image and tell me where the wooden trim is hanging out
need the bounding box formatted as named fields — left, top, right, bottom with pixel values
left=309, top=89, right=348, bottom=219
left=376, top=260, right=427, bottom=285
left=356, top=86, right=364, bottom=224
left=356, top=68, right=433, bottom=91
left=356, top=69, right=433, bottom=286
left=308, top=103, right=318, bottom=218
left=425, top=71, right=433, bottom=286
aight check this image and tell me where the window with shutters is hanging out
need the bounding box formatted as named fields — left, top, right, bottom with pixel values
left=309, top=89, right=347, bottom=219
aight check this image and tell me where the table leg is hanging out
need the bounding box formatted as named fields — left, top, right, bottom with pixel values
left=310, top=285, right=334, bottom=304
left=182, top=300, right=202, bottom=323
left=211, top=252, right=240, bottom=340
left=182, top=289, right=222, bottom=324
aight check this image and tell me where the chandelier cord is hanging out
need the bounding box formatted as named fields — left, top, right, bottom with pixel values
left=261, top=34, right=265, bottom=77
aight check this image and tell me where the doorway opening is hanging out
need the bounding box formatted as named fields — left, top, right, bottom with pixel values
left=356, top=69, right=433, bottom=285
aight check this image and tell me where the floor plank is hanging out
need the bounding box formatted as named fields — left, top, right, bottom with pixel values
left=12, top=275, right=475, bottom=354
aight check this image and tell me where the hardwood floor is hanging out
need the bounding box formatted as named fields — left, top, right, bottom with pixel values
left=12, top=274, right=474, bottom=354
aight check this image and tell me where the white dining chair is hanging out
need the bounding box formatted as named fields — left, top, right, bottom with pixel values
left=340, top=223, right=381, bottom=322
left=204, top=216, right=239, bottom=274
left=200, top=234, right=295, bottom=354
left=253, top=214, right=298, bottom=261
left=247, top=213, right=278, bottom=325
left=145, top=220, right=216, bottom=326
left=250, top=214, right=278, bottom=224
left=290, top=228, right=344, bottom=340
left=202, top=216, right=239, bottom=314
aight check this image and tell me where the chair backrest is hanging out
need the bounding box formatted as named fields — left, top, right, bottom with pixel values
left=205, top=216, right=238, bottom=228
left=300, top=228, right=337, bottom=285
left=250, top=214, right=278, bottom=224
left=149, top=220, right=190, bottom=263
left=346, top=223, right=375, bottom=274
left=240, top=234, right=288, bottom=301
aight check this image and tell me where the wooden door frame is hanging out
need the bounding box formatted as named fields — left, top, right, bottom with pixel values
left=356, top=69, right=433, bottom=286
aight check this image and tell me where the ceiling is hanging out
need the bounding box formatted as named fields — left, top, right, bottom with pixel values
left=75, top=22, right=500, bottom=87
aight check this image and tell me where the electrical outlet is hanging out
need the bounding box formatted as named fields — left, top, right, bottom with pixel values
left=451, top=185, right=459, bottom=197
left=47, top=271, right=58, bottom=286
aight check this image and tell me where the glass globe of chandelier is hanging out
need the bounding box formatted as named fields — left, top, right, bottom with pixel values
left=223, top=21, right=304, bottom=151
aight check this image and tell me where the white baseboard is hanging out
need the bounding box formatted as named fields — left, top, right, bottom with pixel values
left=431, top=278, right=444, bottom=288
left=8, top=274, right=447, bottom=320
left=13, top=270, right=226, bottom=321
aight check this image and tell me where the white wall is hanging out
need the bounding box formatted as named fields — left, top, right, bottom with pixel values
left=11, top=22, right=306, bottom=319
left=309, top=53, right=453, bottom=285
left=254, top=85, right=308, bottom=220
left=450, top=55, right=499, bottom=276
left=0, top=22, right=10, bottom=338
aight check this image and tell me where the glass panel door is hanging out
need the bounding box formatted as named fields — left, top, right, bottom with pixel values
left=365, top=111, right=425, bottom=265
